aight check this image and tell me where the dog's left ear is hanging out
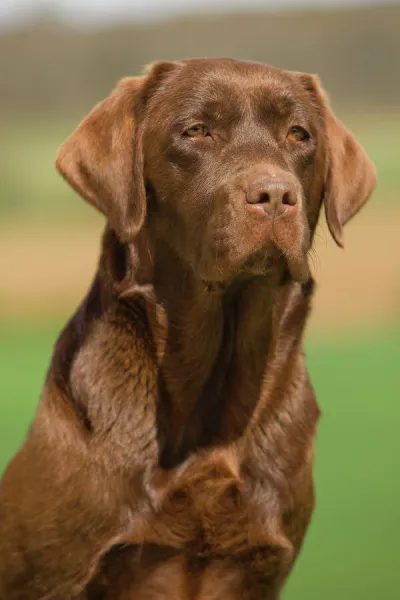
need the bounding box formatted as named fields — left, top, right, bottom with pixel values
left=296, top=73, right=376, bottom=247
left=323, top=108, right=377, bottom=247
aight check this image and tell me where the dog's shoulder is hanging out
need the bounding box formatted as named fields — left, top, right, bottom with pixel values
left=44, top=270, right=159, bottom=463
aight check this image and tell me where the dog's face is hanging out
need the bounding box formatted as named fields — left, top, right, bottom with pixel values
left=56, top=59, right=376, bottom=285
left=142, top=59, right=325, bottom=283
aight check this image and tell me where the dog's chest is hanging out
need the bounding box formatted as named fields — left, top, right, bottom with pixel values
left=115, top=458, right=283, bottom=600
left=150, top=458, right=252, bottom=554
left=91, top=451, right=287, bottom=599
left=122, top=553, right=253, bottom=600
left=134, top=451, right=289, bottom=577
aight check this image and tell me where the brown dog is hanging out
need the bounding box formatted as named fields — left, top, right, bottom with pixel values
left=0, top=59, right=375, bottom=599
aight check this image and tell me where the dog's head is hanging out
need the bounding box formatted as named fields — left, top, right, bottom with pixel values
left=56, top=58, right=376, bottom=285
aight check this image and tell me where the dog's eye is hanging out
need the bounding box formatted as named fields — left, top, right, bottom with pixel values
left=184, top=124, right=209, bottom=138
left=287, top=126, right=310, bottom=142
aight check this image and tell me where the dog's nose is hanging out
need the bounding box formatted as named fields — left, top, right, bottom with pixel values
left=246, top=175, right=297, bottom=216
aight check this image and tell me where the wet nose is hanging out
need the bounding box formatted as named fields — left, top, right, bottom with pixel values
left=246, top=175, right=297, bottom=216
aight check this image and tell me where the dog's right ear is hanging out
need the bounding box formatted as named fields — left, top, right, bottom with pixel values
left=56, top=77, right=146, bottom=242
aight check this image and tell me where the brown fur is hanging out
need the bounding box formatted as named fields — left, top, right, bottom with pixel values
left=0, top=58, right=375, bottom=599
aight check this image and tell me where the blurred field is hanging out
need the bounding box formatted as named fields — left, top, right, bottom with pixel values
left=0, top=4, right=399, bottom=595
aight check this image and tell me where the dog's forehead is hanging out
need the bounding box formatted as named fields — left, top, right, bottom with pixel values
left=162, top=59, right=308, bottom=118
left=177, top=58, right=296, bottom=93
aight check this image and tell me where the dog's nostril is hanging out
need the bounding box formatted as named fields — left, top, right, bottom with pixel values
left=282, top=192, right=291, bottom=205
left=259, top=193, right=270, bottom=204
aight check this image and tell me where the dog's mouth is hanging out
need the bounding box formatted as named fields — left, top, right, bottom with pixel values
left=245, top=206, right=310, bottom=284
left=200, top=201, right=310, bottom=287
left=245, top=243, right=310, bottom=285
left=202, top=246, right=309, bottom=294
left=201, top=245, right=310, bottom=293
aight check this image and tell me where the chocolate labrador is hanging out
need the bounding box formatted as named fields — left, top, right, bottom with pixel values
left=0, top=58, right=376, bottom=599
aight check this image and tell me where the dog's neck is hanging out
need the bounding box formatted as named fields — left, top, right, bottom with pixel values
left=103, top=228, right=313, bottom=466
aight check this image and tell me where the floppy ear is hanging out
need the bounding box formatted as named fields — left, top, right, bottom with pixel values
left=56, top=77, right=145, bottom=242
left=323, top=109, right=377, bottom=247
left=295, top=73, right=376, bottom=248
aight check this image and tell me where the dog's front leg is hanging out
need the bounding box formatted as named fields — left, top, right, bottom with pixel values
left=0, top=392, right=147, bottom=599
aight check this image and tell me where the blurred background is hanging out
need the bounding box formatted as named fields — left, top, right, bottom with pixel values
left=0, top=0, right=399, bottom=597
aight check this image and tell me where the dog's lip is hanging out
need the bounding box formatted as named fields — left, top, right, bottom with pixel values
left=245, top=204, right=292, bottom=219
left=247, top=204, right=266, bottom=216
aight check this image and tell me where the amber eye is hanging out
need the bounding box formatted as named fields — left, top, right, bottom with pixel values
left=184, top=124, right=208, bottom=138
left=287, top=126, right=310, bottom=142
